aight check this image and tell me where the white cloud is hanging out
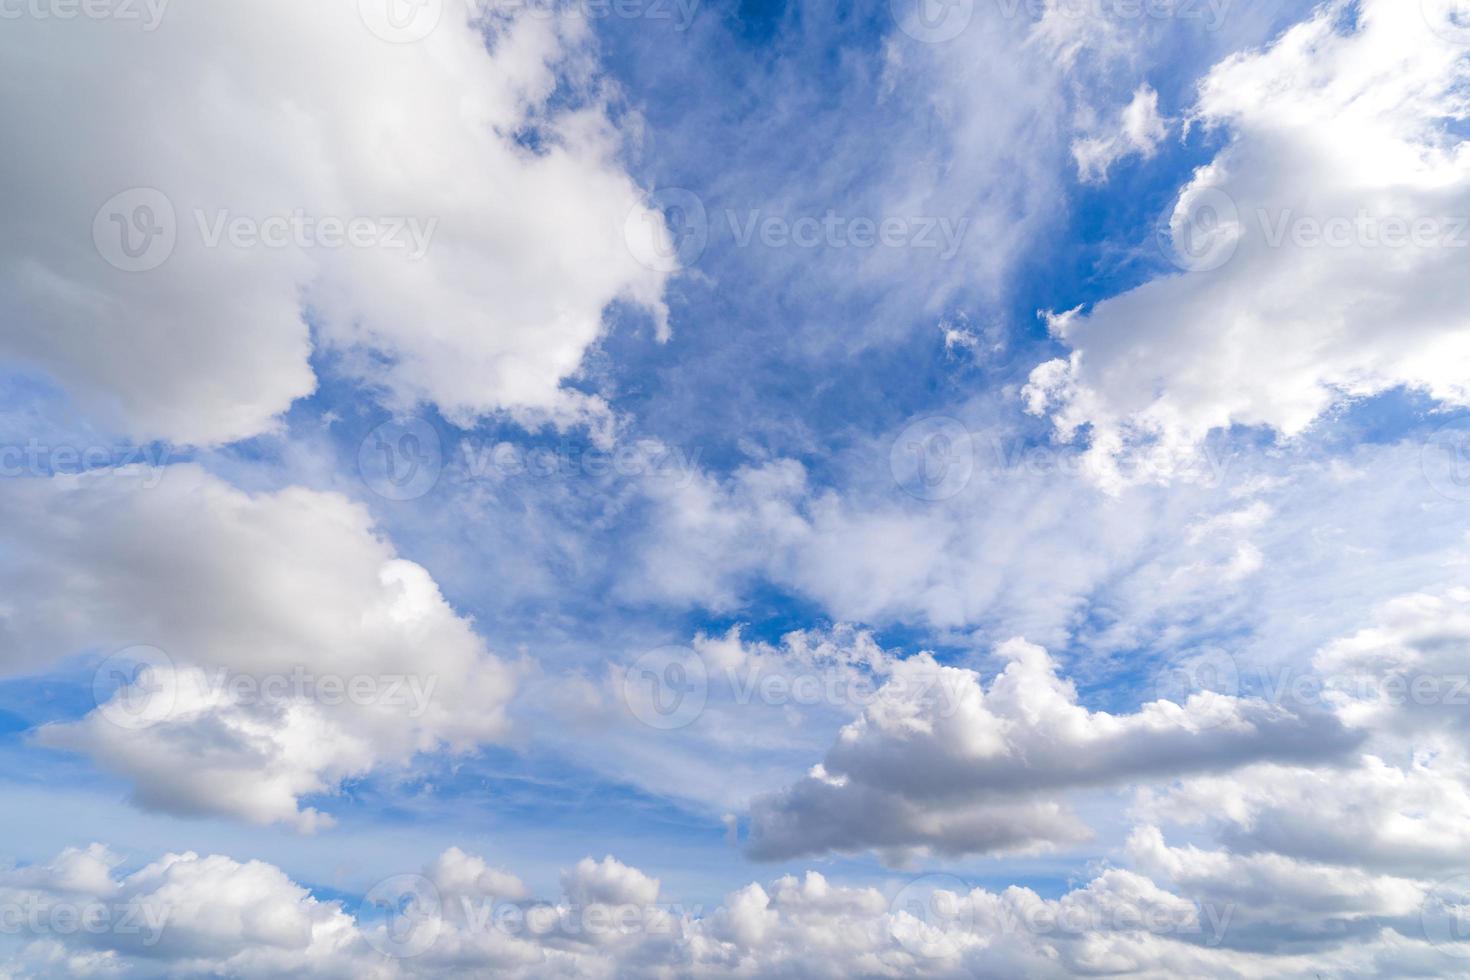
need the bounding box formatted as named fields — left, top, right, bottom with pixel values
left=0, top=465, right=517, bottom=829
left=746, top=638, right=1358, bottom=863
left=1072, top=85, right=1169, bottom=183
left=0, top=1, right=670, bottom=446
left=1027, top=0, right=1470, bottom=489
left=7, top=838, right=1465, bottom=979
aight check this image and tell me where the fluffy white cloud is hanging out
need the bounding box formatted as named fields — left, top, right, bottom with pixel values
left=0, top=465, right=517, bottom=829
left=1027, top=0, right=1470, bottom=489
left=0, top=1, right=670, bottom=445
left=0, top=845, right=372, bottom=978
left=1072, top=85, right=1169, bottom=183
left=746, top=638, right=1358, bottom=863
left=7, top=839, right=1465, bottom=979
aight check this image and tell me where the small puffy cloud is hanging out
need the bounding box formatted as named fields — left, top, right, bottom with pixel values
left=560, top=857, right=660, bottom=909
left=1072, top=85, right=1169, bottom=183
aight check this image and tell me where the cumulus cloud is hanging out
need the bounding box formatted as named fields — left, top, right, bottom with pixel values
left=1026, top=0, right=1470, bottom=490
left=0, top=465, right=517, bottom=829
left=1141, top=586, right=1470, bottom=881
left=0, top=1, right=670, bottom=445
left=7, top=838, right=1465, bottom=979
left=1072, top=85, right=1169, bottom=183
left=747, top=639, right=1359, bottom=863
left=0, top=845, right=369, bottom=978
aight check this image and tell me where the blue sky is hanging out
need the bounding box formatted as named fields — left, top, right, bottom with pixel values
left=3, top=0, right=1470, bottom=976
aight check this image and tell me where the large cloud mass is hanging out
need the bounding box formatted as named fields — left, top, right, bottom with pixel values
left=1026, top=0, right=1470, bottom=489
left=0, top=466, right=518, bottom=830
left=0, top=0, right=670, bottom=445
